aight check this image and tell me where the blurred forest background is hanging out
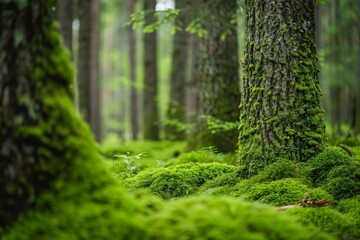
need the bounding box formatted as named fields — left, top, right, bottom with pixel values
left=56, top=0, right=360, bottom=146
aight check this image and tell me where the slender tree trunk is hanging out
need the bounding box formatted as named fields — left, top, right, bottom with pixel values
left=78, top=0, right=101, bottom=141
left=128, top=0, right=139, bottom=140
left=143, top=0, right=160, bottom=140
left=165, top=0, right=190, bottom=140
left=239, top=0, right=326, bottom=173
left=190, top=0, right=240, bottom=153
left=56, top=0, right=73, bottom=53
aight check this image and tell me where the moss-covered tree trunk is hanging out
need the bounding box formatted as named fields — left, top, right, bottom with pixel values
left=239, top=0, right=326, bottom=173
left=143, top=0, right=160, bottom=140
left=0, top=0, right=77, bottom=225
left=191, top=0, right=240, bottom=153
left=165, top=0, right=190, bottom=141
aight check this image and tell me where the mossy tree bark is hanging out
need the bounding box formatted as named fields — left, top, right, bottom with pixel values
left=0, top=0, right=77, bottom=225
left=239, top=0, right=326, bottom=173
left=356, top=0, right=360, bottom=133
left=165, top=0, right=191, bottom=141
left=78, top=0, right=101, bottom=141
left=143, top=0, right=160, bottom=140
left=191, top=0, right=240, bottom=153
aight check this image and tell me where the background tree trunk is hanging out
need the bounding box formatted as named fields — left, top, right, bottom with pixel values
left=128, top=0, right=139, bottom=140
left=165, top=0, right=190, bottom=140
left=56, top=0, right=73, bottom=53
left=143, top=0, right=160, bottom=140
left=239, top=0, right=325, bottom=173
left=78, top=0, right=101, bottom=141
left=190, top=0, right=240, bottom=153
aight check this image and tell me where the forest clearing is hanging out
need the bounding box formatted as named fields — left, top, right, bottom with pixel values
left=1, top=0, right=360, bottom=239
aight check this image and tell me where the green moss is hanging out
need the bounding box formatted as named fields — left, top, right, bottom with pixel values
left=306, top=147, right=353, bottom=186
left=126, top=163, right=236, bottom=199
left=166, top=150, right=222, bottom=166
left=287, top=207, right=360, bottom=239
left=236, top=178, right=307, bottom=206
left=147, top=197, right=333, bottom=240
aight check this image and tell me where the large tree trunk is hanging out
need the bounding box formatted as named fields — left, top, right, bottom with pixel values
left=191, top=0, right=240, bottom=153
left=0, top=0, right=76, bottom=225
left=239, top=0, right=326, bottom=173
left=78, top=0, right=101, bottom=141
left=127, top=0, right=139, bottom=140
left=165, top=0, right=190, bottom=140
left=55, top=0, right=73, bottom=53
left=143, top=0, right=160, bottom=140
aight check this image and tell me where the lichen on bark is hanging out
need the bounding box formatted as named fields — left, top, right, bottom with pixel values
left=239, top=0, right=326, bottom=174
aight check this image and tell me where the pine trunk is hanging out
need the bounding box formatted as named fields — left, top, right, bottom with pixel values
left=239, top=0, right=326, bottom=172
left=143, top=0, right=160, bottom=140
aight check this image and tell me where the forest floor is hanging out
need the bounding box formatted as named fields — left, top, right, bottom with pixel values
left=99, top=137, right=360, bottom=239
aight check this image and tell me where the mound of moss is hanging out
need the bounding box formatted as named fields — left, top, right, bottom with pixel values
left=287, top=207, right=360, bottom=239
left=306, top=147, right=360, bottom=199
left=147, top=197, right=333, bottom=240
left=126, top=163, right=237, bottom=199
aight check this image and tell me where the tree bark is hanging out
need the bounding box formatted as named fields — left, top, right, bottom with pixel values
left=239, top=0, right=326, bottom=173
left=78, top=0, right=101, bottom=141
left=165, top=0, right=190, bottom=141
left=143, top=0, right=160, bottom=140
left=56, top=0, right=73, bottom=53
left=127, top=0, right=139, bottom=140
left=191, top=0, right=240, bottom=153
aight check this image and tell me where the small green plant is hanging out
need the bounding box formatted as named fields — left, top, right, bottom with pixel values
left=113, top=152, right=145, bottom=177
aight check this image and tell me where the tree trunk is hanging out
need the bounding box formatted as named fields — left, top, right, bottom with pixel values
left=78, top=0, right=101, bottom=141
left=143, top=0, right=160, bottom=140
left=356, top=0, right=360, bottom=133
left=239, top=0, right=326, bottom=173
left=191, top=0, right=240, bottom=153
left=127, top=0, right=139, bottom=140
left=56, top=0, right=73, bottom=53
left=165, top=0, right=190, bottom=141
left=0, top=0, right=75, bottom=225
